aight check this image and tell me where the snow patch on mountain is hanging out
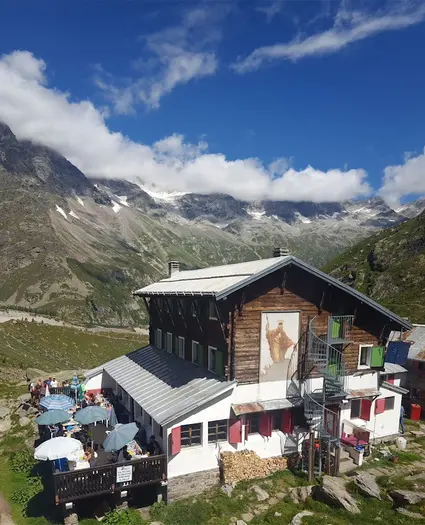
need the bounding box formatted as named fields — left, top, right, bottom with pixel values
left=295, top=212, right=312, bottom=224
left=76, top=196, right=84, bottom=207
left=69, top=210, right=79, bottom=219
left=55, top=205, right=67, bottom=219
left=112, top=201, right=122, bottom=213
left=141, top=185, right=187, bottom=203
left=247, top=207, right=268, bottom=220
left=117, top=195, right=130, bottom=207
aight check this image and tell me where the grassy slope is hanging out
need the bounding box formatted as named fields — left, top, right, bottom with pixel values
left=324, top=210, right=425, bottom=323
left=0, top=320, right=146, bottom=373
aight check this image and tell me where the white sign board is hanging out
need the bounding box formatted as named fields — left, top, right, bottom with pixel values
left=116, top=465, right=133, bottom=483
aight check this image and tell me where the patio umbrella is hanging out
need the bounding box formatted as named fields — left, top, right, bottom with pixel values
left=40, top=394, right=75, bottom=411
left=103, top=422, right=138, bottom=452
left=34, top=437, right=82, bottom=461
left=35, top=410, right=70, bottom=426
left=74, top=406, right=108, bottom=425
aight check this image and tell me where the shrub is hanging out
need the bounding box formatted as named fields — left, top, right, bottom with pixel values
left=11, top=476, right=43, bottom=515
left=103, top=509, right=145, bottom=525
left=10, top=449, right=37, bottom=475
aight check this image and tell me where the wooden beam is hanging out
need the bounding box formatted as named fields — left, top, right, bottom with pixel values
left=176, top=299, right=188, bottom=330
left=280, top=271, right=287, bottom=294
left=192, top=299, right=204, bottom=334
left=237, top=292, right=245, bottom=317
left=164, top=298, right=175, bottom=326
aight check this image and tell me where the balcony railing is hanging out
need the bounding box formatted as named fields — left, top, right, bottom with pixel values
left=327, top=315, right=354, bottom=345
left=53, top=455, right=167, bottom=504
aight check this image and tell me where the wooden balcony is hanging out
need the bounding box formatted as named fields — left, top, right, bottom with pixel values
left=53, top=455, right=167, bottom=505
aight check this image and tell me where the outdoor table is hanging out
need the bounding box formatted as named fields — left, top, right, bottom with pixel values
left=127, top=439, right=143, bottom=457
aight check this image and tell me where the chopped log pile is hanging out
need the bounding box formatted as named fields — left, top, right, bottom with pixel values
left=221, top=450, right=288, bottom=483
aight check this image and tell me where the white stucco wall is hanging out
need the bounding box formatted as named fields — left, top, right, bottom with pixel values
left=84, top=372, right=103, bottom=392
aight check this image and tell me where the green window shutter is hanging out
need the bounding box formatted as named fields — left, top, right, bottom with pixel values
left=332, top=319, right=341, bottom=339
left=328, top=363, right=338, bottom=377
left=370, top=346, right=385, bottom=368
left=198, top=345, right=205, bottom=367
left=215, top=350, right=225, bottom=377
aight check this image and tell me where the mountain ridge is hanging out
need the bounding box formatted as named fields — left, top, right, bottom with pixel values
left=1, top=121, right=424, bottom=326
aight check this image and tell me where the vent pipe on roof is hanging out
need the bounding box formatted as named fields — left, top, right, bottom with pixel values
left=273, top=247, right=290, bottom=257
left=168, top=260, right=180, bottom=277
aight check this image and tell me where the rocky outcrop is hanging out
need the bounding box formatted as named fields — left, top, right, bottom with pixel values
left=389, top=489, right=425, bottom=506
left=288, top=485, right=313, bottom=504
left=353, top=472, right=381, bottom=499
left=313, top=476, right=360, bottom=514
left=249, top=485, right=269, bottom=501
left=290, top=511, right=314, bottom=525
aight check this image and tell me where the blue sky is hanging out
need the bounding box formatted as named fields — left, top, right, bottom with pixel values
left=0, top=0, right=424, bottom=204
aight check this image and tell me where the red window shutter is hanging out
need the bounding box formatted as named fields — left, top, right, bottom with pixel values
left=360, top=399, right=372, bottom=421
left=387, top=375, right=395, bottom=384
left=375, top=398, right=385, bottom=415
left=171, top=426, right=181, bottom=455
left=259, top=413, right=272, bottom=437
left=282, top=410, right=294, bottom=434
left=229, top=419, right=242, bottom=444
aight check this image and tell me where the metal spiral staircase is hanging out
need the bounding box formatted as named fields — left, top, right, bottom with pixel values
left=302, top=315, right=354, bottom=476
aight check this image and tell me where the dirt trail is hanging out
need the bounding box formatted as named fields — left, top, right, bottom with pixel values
left=0, top=493, right=15, bottom=525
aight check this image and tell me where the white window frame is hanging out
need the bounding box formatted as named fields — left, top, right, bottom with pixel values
left=384, top=396, right=395, bottom=411
left=177, top=336, right=185, bottom=359
left=208, top=345, right=217, bottom=374
left=192, top=340, right=200, bottom=365
left=209, top=300, right=217, bottom=320
left=155, top=328, right=162, bottom=349
left=166, top=332, right=173, bottom=354
left=358, top=344, right=373, bottom=369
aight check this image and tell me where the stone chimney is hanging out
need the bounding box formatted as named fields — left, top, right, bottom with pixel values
left=168, top=260, right=180, bottom=277
left=273, top=247, right=290, bottom=257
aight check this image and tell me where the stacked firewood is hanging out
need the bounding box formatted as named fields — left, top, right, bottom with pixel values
left=220, top=450, right=288, bottom=483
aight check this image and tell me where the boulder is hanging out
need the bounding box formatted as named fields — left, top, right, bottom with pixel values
left=249, top=485, right=269, bottom=501
left=389, top=490, right=425, bottom=506
left=0, top=406, right=11, bottom=420
left=240, top=513, right=254, bottom=522
left=289, top=485, right=313, bottom=504
left=353, top=473, right=381, bottom=500
left=290, top=511, right=314, bottom=525
left=0, top=416, right=12, bottom=434
left=19, top=416, right=31, bottom=427
left=236, top=521, right=247, bottom=525
left=396, top=508, right=425, bottom=519
left=313, top=476, right=360, bottom=514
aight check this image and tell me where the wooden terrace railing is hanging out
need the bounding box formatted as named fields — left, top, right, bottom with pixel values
left=53, top=455, right=167, bottom=504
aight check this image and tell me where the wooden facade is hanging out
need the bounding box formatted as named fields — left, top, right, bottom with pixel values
left=148, top=262, right=402, bottom=385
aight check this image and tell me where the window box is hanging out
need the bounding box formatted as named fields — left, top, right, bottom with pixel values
left=177, top=336, right=185, bottom=359
left=181, top=423, right=202, bottom=447
left=208, top=420, right=227, bottom=442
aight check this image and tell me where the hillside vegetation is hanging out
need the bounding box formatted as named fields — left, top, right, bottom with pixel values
left=0, top=320, right=146, bottom=376
left=324, top=210, right=425, bottom=323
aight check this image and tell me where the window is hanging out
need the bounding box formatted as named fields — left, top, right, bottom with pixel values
left=359, top=345, right=372, bottom=368
left=177, top=336, right=185, bottom=359
left=385, top=397, right=395, bottom=411
left=155, top=328, right=162, bottom=349
left=208, top=346, right=217, bottom=373
left=245, top=413, right=260, bottom=435
left=351, top=399, right=361, bottom=419
left=181, top=423, right=202, bottom=447
left=191, top=300, right=199, bottom=317
left=166, top=332, right=173, bottom=353
left=208, top=420, right=227, bottom=442
left=192, top=340, right=200, bottom=365
left=209, top=301, right=217, bottom=320
left=270, top=410, right=283, bottom=431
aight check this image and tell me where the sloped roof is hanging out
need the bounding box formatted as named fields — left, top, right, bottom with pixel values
left=389, top=325, right=425, bottom=361
left=99, top=346, right=235, bottom=426
left=382, top=363, right=407, bottom=374
left=134, top=255, right=412, bottom=330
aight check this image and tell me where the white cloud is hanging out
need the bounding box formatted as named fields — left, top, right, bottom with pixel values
left=256, top=1, right=283, bottom=23
left=379, top=148, right=425, bottom=206
left=233, top=1, right=425, bottom=72
left=0, top=50, right=373, bottom=202
left=95, top=7, right=220, bottom=111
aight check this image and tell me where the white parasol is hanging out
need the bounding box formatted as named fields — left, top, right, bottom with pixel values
left=34, top=437, right=83, bottom=461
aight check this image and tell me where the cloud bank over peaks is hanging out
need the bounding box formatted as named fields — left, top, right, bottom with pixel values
left=4, top=48, right=422, bottom=205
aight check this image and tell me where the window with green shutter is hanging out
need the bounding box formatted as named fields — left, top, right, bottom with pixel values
left=370, top=346, right=385, bottom=368
left=331, top=319, right=341, bottom=339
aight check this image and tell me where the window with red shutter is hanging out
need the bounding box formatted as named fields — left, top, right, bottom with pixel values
left=387, top=374, right=395, bottom=384
left=171, top=426, right=181, bottom=455
left=375, top=398, right=385, bottom=415
left=229, top=418, right=242, bottom=444
left=282, top=410, right=294, bottom=434
left=259, top=413, right=272, bottom=437
left=360, top=399, right=372, bottom=421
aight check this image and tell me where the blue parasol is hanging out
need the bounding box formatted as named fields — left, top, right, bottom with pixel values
left=40, top=394, right=75, bottom=411
left=35, top=410, right=71, bottom=425
left=103, top=422, right=138, bottom=452
left=74, top=406, right=108, bottom=425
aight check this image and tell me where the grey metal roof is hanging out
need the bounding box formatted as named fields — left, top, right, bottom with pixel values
left=381, top=381, right=409, bottom=395
left=382, top=363, right=407, bottom=374
left=232, top=398, right=293, bottom=416
left=346, top=389, right=380, bottom=399
left=101, top=345, right=235, bottom=426
left=134, top=255, right=412, bottom=330
left=84, top=365, right=104, bottom=380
